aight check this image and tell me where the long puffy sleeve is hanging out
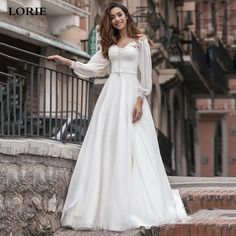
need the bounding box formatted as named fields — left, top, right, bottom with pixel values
left=70, top=50, right=110, bottom=78
left=138, top=36, right=153, bottom=98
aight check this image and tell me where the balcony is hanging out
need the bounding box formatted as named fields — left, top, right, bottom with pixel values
left=42, top=0, right=90, bottom=37
left=132, top=6, right=174, bottom=65
left=208, top=40, right=236, bottom=74
left=132, top=6, right=157, bottom=40
left=0, top=0, right=90, bottom=38
left=42, top=0, right=90, bottom=17
left=169, top=32, right=215, bottom=95
left=205, top=39, right=236, bottom=94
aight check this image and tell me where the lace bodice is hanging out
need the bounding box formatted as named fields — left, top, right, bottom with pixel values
left=70, top=36, right=152, bottom=98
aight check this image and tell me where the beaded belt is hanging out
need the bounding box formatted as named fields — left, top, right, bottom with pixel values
left=111, top=71, right=137, bottom=76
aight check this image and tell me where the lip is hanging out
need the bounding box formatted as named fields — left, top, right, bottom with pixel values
left=115, top=22, right=123, bottom=27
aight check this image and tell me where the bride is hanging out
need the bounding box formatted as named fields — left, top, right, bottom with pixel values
left=48, top=1, right=188, bottom=232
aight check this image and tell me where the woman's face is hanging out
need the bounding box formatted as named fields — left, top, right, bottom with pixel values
left=110, top=7, right=127, bottom=31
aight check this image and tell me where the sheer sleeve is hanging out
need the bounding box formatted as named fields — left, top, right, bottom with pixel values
left=70, top=50, right=110, bottom=78
left=138, top=35, right=152, bottom=98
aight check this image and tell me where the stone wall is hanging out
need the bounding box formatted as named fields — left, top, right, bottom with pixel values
left=0, top=139, right=80, bottom=236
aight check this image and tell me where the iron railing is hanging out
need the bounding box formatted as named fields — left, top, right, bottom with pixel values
left=157, top=129, right=173, bottom=175
left=0, top=43, right=93, bottom=144
left=132, top=6, right=184, bottom=64
left=209, top=40, right=235, bottom=73
left=0, top=42, right=174, bottom=174
left=132, top=6, right=170, bottom=44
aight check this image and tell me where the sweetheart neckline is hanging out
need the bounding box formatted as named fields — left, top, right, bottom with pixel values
left=113, top=40, right=136, bottom=49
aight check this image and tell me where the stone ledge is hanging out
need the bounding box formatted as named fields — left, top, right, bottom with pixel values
left=0, top=138, right=80, bottom=160
left=54, top=228, right=142, bottom=236
left=169, top=176, right=236, bottom=188
left=0, top=152, right=75, bottom=235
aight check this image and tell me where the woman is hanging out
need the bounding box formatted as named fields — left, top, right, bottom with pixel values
left=48, top=2, right=188, bottom=232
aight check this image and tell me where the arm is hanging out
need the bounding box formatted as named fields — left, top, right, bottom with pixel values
left=138, top=35, right=152, bottom=99
left=47, top=50, right=110, bottom=78
left=132, top=35, right=152, bottom=123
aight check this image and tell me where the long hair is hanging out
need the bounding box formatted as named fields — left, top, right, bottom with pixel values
left=98, top=2, right=141, bottom=58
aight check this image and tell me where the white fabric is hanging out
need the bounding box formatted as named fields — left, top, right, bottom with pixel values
left=137, top=36, right=152, bottom=98
left=62, top=36, right=189, bottom=231
left=70, top=50, right=110, bottom=78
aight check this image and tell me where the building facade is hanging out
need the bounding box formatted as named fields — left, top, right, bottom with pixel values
left=1, top=0, right=236, bottom=177
left=191, top=0, right=236, bottom=176
left=117, top=0, right=236, bottom=177
left=146, top=0, right=236, bottom=176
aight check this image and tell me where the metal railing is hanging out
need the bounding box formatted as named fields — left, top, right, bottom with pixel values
left=133, top=5, right=186, bottom=64
left=132, top=6, right=168, bottom=40
left=210, top=40, right=235, bottom=73
left=0, top=42, right=174, bottom=173
left=191, top=33, right=211, bottom=78
left=0, top=43, right=93, bottom=144
left=157, top=129, right=173, bottom=175
left=191, top=33, right=232, bottom=94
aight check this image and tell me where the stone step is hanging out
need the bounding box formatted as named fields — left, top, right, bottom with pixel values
left=54, top=209, right=236, bottom=236
left=54, top=228, right=143, bottom=236
left=157, top=209, right=236, bottom=236
left=54, top=187, right=236, bottom=235
left=169, top=177, right=236, bottom=188
left=179, top=187, right=236, bottom=214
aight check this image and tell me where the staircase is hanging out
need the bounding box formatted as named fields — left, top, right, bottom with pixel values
left=54, top=177, right=236, bottom=236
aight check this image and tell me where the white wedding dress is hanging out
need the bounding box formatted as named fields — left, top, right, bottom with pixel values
left=61, top=36, right=188, bottom=231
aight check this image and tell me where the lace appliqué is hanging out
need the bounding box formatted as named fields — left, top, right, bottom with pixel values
left=128, top=41, right=140, bottom=50
left=130, top=35, right=148, bottom=51
left=138, top=35, right=148, bottom=45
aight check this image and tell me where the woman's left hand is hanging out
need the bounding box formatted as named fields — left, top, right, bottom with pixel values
left=132, top=97, right=143, bottom=123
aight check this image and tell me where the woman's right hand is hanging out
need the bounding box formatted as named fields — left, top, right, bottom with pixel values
left=47, top=55, right=73, bottom=67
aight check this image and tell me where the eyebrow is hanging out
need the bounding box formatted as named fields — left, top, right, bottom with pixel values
left=110, top=11, right=122, bottom=17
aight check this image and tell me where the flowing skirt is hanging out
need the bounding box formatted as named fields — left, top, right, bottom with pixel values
left=61, top=73, right=188, bottom=231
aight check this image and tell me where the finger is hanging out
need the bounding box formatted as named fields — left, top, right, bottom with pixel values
left=47, top=56, right=56, bottom=60
left=132, top=109, right=136, bottom=121
left=133, top=113, right=139, bottom=123
left=133, top=111, right=142, bottom=123
left=133, top=116, right=139, bottom=123
left=47, top=55, right=59, bottom=60
left=47, top=55, right=56, bottom=58
left=137, top=114, right=142, bottom=121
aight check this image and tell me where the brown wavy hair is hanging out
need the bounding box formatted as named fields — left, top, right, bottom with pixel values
left=98, top=2, right=141, bottom=58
